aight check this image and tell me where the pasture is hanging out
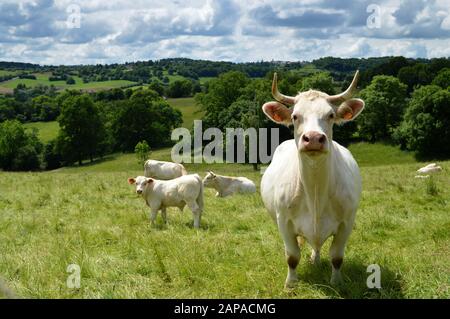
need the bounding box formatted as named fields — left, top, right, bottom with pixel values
left=23, top=121, right=59, bottom=143
left=167, top=97, right=203, bottom=129
left=0, top=143, right=448, bottom=298
left=0, top=72, right=137, bottom=93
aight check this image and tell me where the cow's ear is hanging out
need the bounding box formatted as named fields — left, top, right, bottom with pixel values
left=127, top=178, right=136, bottom=185
left=146, top=178, right=154, bottom=184
left=262, top=101, right=292, bottom=125
left=336, top=98, right=364, bottom=121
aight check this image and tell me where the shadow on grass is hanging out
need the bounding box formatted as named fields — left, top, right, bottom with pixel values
left=296, top=258, right=404, bottom=299
left=73, top=154, right=119, bottom=168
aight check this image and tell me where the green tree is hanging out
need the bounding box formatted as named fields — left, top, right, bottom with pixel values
left=0, top=120, right=43, bottom=171
left=66, top=77, right=75, bottom=85
left=196, top=71, right=250, bottom=129
left=135, top=140, right=152, bottom=164
left=166, top=79, right=193, bottom=98
left=297, top=72, right=336, bottom=95
left=358, top=75, right=408, bottom=142
left=113, top=89, right=182, bottom=151
left=432, top=68, right=450, bottom=89
left=31, top=95, right=59, bottom=121
left=56, top=94, right=107, bottom=165
left=398, top=63, right=433, bottom=92
left=394, top=85, right=450, bottom=158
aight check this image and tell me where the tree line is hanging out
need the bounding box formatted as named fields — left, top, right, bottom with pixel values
left=0, top=87, right=182, bottom=170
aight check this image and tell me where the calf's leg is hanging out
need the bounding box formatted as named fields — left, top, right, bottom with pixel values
left=186, top=201, right=201, bottom=229
left=161, top=208, right=167, bottom=224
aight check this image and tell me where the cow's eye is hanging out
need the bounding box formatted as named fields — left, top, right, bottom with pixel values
left=292, top=115, right=298, bottom=121
left=328, top=113, right=335, bottom=120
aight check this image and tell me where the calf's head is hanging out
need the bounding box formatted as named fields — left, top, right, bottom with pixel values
left=202, top=171, right=217, bottom=187
left=262, top=71, right=364, bottom=157
left=128, top=176, right=154, bottom=194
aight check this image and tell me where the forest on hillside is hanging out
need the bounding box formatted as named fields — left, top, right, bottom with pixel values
left=0, top=56, right=449, bottom=171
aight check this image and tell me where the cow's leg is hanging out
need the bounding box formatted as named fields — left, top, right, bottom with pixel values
left=161, top=208, right=167, bottom=224
left=278, top=218, right=300, bottom=288
left=187, top=201, right=201, bottom=229
left=329, top=224, right=352, bottom=285
left=150, top=208, right=158, bottom=225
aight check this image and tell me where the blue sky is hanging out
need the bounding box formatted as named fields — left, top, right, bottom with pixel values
left=0, top=0, right=449, bottom=65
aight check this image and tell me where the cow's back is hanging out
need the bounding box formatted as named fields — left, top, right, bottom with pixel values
left=144, top=160, right=185, bottom=180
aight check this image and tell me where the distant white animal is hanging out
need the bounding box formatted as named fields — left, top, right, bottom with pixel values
left=202, top=171, right=256, bottom=197
left=261, top=71, right=364, bottom=287
left=417, top=163, right=442, bottom=175
left=144, top=160, right=187, bottom=180
left=128, top=174, right=203, bottom=228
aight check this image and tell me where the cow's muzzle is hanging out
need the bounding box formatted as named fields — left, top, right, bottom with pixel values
left=300, top=131, right=327, bottom=153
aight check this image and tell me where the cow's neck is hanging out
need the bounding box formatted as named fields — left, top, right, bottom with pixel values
left=298, top=148, right=335, bottom=241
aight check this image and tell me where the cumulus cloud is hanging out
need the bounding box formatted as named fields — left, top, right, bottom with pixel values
left=0, top=0, right=448, bottom=65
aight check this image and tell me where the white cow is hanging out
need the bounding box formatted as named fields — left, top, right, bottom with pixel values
left=128, top=174, right=203, bottom=228
left=260, top=71, right=364, bottom=287
left=144, top=159, right=187, bottom=180
left=203, top=171, right=256, bottom=197
left=417, top=163, right=442, bottom=174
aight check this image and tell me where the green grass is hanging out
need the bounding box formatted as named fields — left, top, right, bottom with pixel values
left=23, top=121, right=59, bottom=143
left=0, top=73, right=137, bottom=92
left=0, top=143, right=449, bottom=298
left=167, top=97, right=204, bottom=129
left=348, top=142, right=417, bottom=167
left=0, top=70, right=19, bottom=77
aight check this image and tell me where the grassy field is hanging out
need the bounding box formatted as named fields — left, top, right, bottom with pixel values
left=23, top=121, right=59, bottom=143
left=167, top=97, right=203, bottom=129
left=0, top=72, right=137, bottom=93
left=0, top=142, right=449, bottom=299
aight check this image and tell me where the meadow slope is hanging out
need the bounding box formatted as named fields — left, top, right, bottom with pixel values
left=0, top=143, right=449, bottom=299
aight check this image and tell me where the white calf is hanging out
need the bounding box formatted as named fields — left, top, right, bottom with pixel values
left=202, top=171, right=256, bottom=197
left=128, top=174, right=203, bottom=228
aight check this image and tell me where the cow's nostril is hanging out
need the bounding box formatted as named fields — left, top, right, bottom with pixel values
left=319, top=135, right=326, bottom=144
left=303, top=135, right=310, bottom=143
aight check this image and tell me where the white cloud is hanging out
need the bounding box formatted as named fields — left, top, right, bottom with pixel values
left=0, top=0, right=448, bottom=65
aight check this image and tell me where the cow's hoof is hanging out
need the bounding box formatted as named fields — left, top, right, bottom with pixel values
left=330, top=272, right=343, bottom=286
left=284, top=277, right=298, bottom=289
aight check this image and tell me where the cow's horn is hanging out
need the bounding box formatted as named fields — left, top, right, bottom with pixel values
left=272, top=72, right=295, bottom=105
left=327, top=70, right=360, bottom=105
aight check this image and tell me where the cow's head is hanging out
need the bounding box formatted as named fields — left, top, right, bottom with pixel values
left=128, top=176, right=153, bottom=195
left=202, top=171, right=216, bottom=187
left=262, top=71, right=364, bottom=158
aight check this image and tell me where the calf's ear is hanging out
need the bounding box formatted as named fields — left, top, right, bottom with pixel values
left=262, top=101, right=293, bottom=125
left=127, top=178, right=136, bottom=185
left=336, top=98, right=364, bottom=121
left=146, top=178, right=154, bottom=184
